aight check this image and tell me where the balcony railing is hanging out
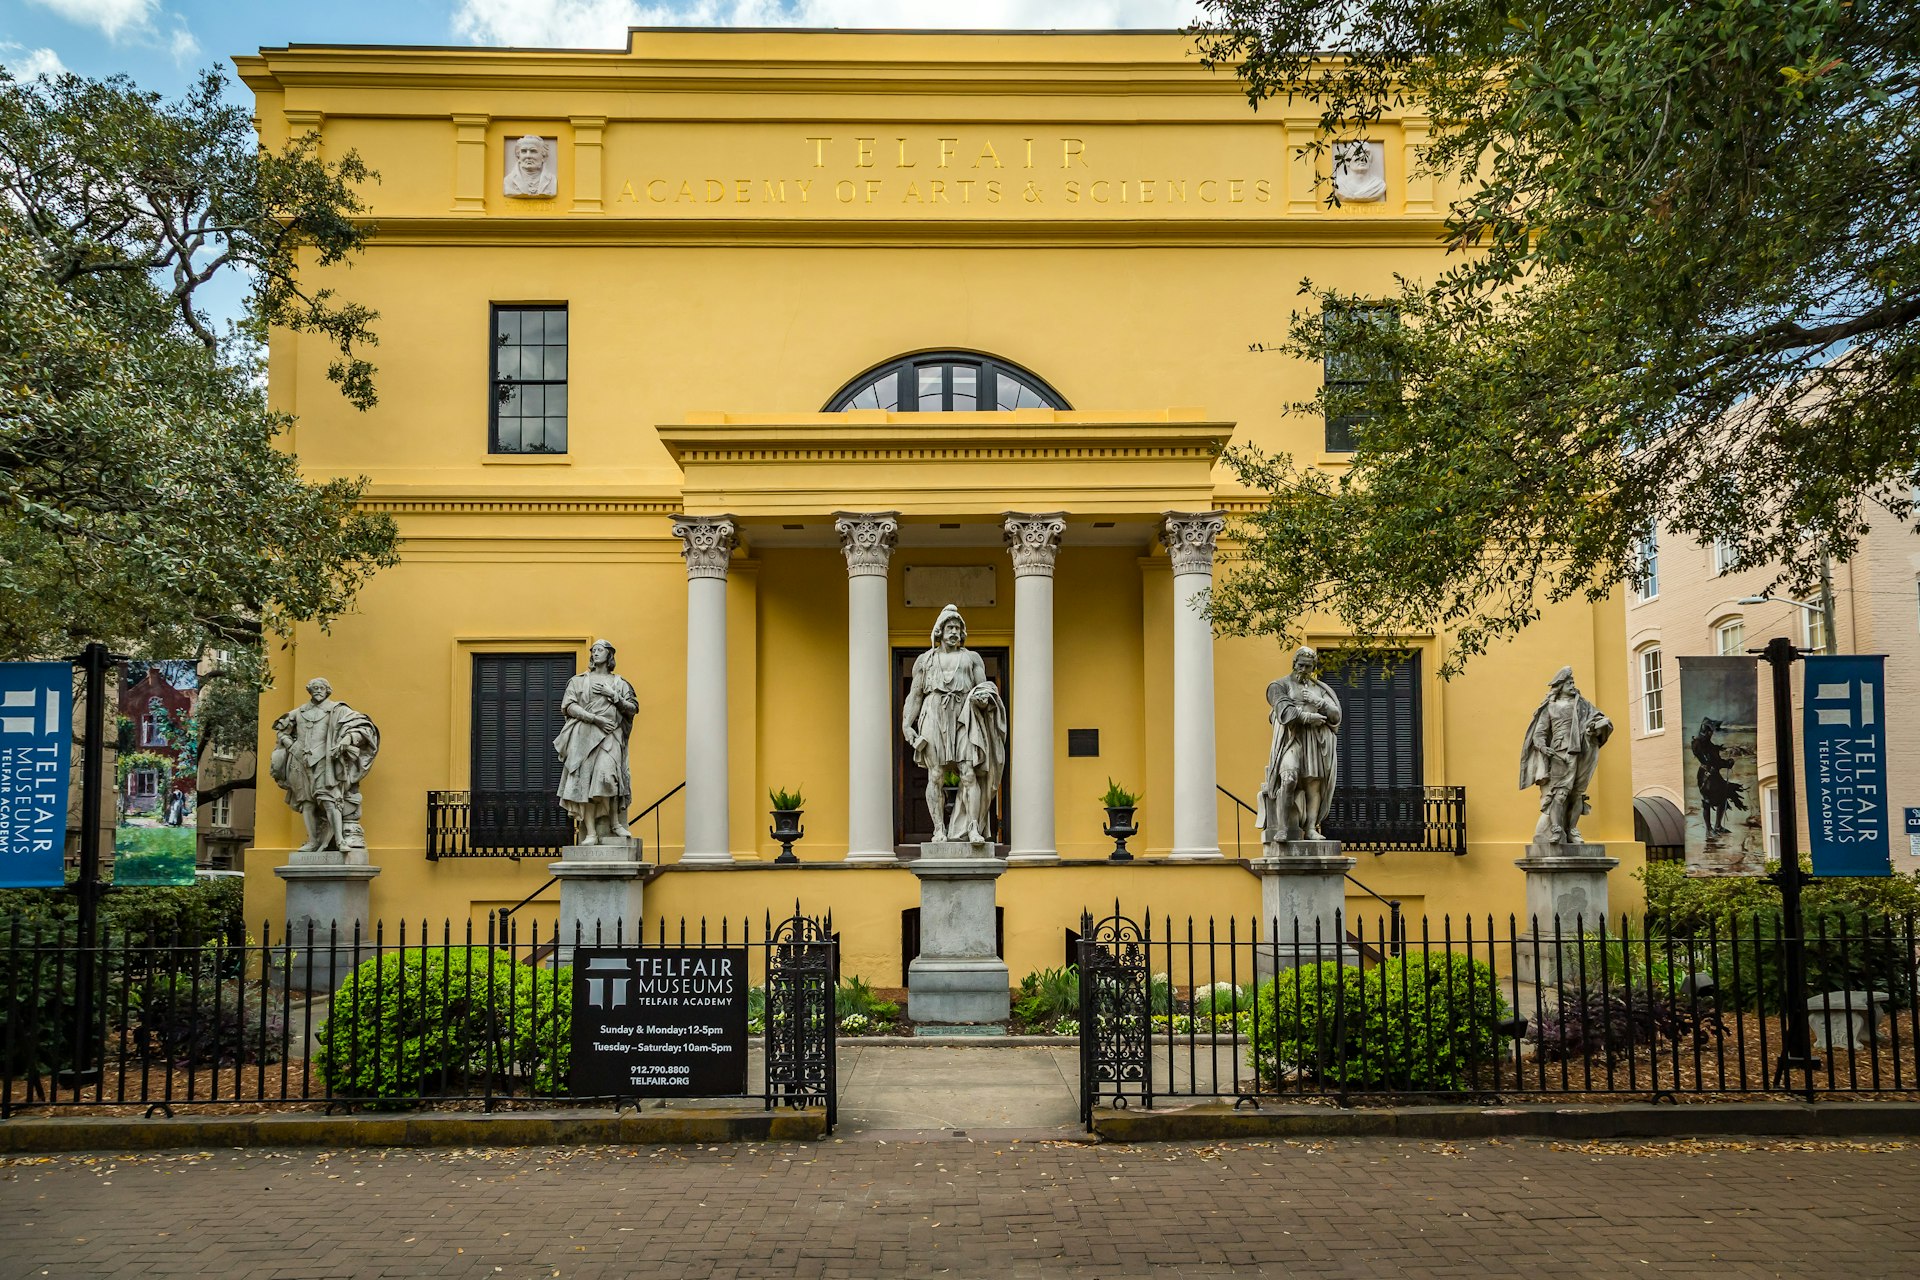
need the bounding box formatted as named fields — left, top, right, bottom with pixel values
left=1324, top=785, right=1467, bottom=854
left=426, top=790, right=572, bottom=859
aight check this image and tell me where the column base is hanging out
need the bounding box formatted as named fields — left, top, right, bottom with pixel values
left=551, top=839, right=652, bottom=962
left=676, top=850, right=735, bottom=866
left=845, top=848, right=901, bottom=865
left=1005, top=849, right=1061, bottom=866
left=1166, top=847, right=1224, bottom=862
left=1514, top=843, right=1619, bottom=986
left=273, top=862, right=380, bottom=991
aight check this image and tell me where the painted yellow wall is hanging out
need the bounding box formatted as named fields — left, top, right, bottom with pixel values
left=239, top=30, right=1642, bottom=971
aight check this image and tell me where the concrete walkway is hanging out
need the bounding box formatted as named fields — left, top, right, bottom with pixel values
left=835, top=1044, right=1083, bottom=1139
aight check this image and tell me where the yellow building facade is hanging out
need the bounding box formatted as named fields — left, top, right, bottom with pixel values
left=238, top=29, right=1639, bottom=984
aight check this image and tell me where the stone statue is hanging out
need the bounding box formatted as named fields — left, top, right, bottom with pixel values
left=901, top=604, right=1008, bottom=845
left=503, top=134, right=557, bottom=198
left=553, top=639, right=639, bottom=845
left=1258, top=646, right=1342, bottom=844
left=1519, top=666, right=1614, bottom=844
left=270, top=678, right=380, bottom=855
left=1331, top=140, right=1386, bottom=203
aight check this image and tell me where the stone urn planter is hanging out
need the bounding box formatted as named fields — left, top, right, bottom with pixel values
left=1100, top=780, right=1141, bottom=862
left=769, top=787, right=805, bottom=864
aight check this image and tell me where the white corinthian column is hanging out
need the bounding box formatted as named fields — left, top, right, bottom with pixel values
left=1004, top=512, right=1067, bottom=864
left=1162, top=511, right=1227, bottom=860
left=835, top=511, right=900, bottom=863
left=671, top=515, right=737, bottom=864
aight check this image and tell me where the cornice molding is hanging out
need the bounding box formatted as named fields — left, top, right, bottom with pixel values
left=658, top=412, right=1233, bottom=465
left=356, top=495, right=684, bottom=515
left=359, top=215, right=1450, bottom=250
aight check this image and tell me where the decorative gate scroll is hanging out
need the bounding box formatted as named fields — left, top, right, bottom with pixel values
left=1077, top=908, right=1151, bottom=1124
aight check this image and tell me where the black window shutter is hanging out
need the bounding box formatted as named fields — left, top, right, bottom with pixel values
left=1322, top=652, right=1422, bottom=789
left=471, top=653, right=577, bottom=847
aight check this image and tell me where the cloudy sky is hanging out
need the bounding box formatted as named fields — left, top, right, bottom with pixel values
left=4, top=1, right=1208, bottom=95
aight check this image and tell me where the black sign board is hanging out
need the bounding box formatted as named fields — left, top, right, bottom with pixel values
left=569, top=946, right=750, bottom=1097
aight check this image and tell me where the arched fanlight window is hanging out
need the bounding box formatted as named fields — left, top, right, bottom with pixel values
left=824, top=351, right=1070, bottom=413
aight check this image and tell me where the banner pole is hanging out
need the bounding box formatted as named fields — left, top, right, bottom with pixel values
left=1761, top=635, right=1818, bottom=1095
left=68, top=641, right=111, bottom=1082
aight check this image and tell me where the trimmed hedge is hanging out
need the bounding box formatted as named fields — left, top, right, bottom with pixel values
left=315, top=947, right=569, bottom=1106
left=1252, top=953, right=1510, bottom=1092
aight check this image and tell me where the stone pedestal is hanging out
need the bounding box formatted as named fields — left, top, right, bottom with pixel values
left=1249, top=841, right=1357, bottom=978
left=907, top=841, right=1010, bottom=1024
left=550, top=838, right=650, bottom=963
left=274, top=859, right=380, bottom=991
left=1514, top=843, right=1619, bottom=986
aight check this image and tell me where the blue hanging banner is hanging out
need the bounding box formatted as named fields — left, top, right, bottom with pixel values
left=0, top=661, right=72, bottom=888
left=1803, top=654, right=1892, bottom=877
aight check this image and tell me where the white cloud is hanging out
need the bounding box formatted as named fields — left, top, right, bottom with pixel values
left=1, top=44, right=70, bottom=79
left=25, top=0, right=202, bottom=66
left=452, top=0, right=1202, bottom=47
left=27, top=0, right=160, bottom=42
left=166, top=21, right=200, bottom=63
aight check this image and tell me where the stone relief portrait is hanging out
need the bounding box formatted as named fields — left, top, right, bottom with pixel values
left=1331, top=140, right=1387, bottom=203
left=503, top=134, right=558, bottom=198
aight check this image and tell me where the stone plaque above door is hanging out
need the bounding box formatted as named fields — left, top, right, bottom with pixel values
left=903, top=565, right=996, bottom=609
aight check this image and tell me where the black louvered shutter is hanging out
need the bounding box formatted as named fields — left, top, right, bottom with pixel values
left=471, top=653, right=575, bottom=848
left=1321, top=653, right=1423, bottom=843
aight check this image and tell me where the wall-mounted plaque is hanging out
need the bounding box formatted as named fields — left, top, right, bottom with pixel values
left=904, top=565, right=996, bottom=609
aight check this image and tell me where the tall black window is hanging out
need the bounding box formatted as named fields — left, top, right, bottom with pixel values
left=1322, top=304, right=1397, bottom=453
left=826, top=351, right=1069, bottom=413
left=1320, top=652, right=1423, bottom=790
left=471, top=653, right=575, bottom=794
left=470, top=653, right=575, bottom=849
left=490, top=305, right=568, bottom=454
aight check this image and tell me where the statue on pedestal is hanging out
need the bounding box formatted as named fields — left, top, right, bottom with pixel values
left=553, top=639, right=639, bottom=845
left=271, top=678, right=380, bottom=854
left=1519, top=666, right=1613, bottom=844
left=1258, top=646, right=1342, bottom=844
left=901, top=605, right=1007, bottom=845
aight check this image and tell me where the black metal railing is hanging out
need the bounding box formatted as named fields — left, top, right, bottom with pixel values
left=1077, top=906, right=1920, bottom=1125
left=1, top=910, right=836, bottom=1128
left=426, top=790, right=572, bottom=859
left=1325, top=785, right=1467, bottom=854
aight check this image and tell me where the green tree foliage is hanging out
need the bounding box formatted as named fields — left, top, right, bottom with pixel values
left=0, top=68, right=398, bottom=702
left=1193, top=1, right=1920, bottom=669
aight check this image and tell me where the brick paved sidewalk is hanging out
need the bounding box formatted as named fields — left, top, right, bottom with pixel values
left=3, top=1137, right=1917, bottom=1279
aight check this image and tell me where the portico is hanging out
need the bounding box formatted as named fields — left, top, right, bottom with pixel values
left=660, top=410, right=1233, bottom=863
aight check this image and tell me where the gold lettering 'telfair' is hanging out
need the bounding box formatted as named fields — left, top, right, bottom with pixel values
left=805, top=137, right=830, bottom=168
left=1062, top=138, right=1087, bottom=168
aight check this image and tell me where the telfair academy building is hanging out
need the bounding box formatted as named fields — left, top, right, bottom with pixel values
left=236, top=29, right=1639, bottom=981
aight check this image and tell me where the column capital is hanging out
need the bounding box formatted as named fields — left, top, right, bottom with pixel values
left=671, top=515, right=738, bottom=580
left=1161, top=511, right=1227, bottom=576
left=1003, top=511, right=1068, bottom=578
left=832, top=511, right=901, bottom=579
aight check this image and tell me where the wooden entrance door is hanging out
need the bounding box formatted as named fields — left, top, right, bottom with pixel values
left=892, top=645, right=1010, bottom=851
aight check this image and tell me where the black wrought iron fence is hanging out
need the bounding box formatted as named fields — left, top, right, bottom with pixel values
left=426, top=790, right=573, bottom=858
left=1078, top=908, right=1920, bottom=1125
left=1, top=910, right=836, bottom=1128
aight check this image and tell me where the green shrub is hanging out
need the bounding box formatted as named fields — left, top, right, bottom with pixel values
left=1189, top=981, right=1255, bottom=1019
left=1641, top=861, right=1920, bottom=1012
left=1014, top=966, right=1080, bottom=1024
left=1253, top=953, right=1510, bottom=1092
left=835, top=973, right=885, bottom=1019
left=316, top=948, right=568, bottom=1106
